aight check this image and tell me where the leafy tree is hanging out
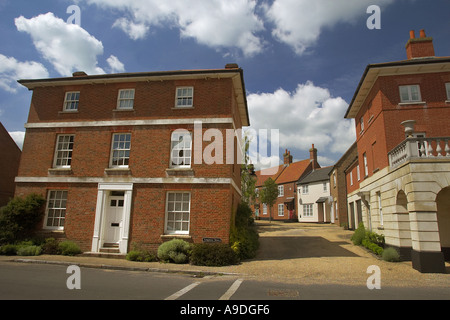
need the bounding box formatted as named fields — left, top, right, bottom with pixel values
left=259, top=178, right=278, bottom=222
left=240, top=133, right=257, bottom=206
left=0, top=193, right=45, bottom=244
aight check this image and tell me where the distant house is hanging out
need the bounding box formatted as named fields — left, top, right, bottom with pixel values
left=253, top=145, right=320, bottom=221
left=297, top=166, right=333, bottom=223
left=0, top=122, right=21, bottom=207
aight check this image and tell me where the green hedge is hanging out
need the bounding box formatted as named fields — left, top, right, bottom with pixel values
left=157, top=239, right=192, bottom=264
left=190, top=243, right=239, bottom=266
left=230, top=202, right=259, bottom=260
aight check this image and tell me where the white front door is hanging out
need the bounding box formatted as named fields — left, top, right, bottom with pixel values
left=104, top=191, right=125, bottom=244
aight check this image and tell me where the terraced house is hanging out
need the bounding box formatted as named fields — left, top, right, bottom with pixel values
left=344, top=30, right=450, bottom=273
left=15, top=64, right=249, bottom=255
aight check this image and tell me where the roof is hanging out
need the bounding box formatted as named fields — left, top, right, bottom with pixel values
left=297, top=166, right=334, bottom=185
left=17, top=66, right=250, bottom=127
left=255, top=159, right=314, bottom=187
left=345, top=56, right=450, bottom=119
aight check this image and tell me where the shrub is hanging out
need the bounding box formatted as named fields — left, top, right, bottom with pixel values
left=41, top=238, right=60, bottom=255
left=362, top=238, right=384, bottom=256
left=351, top=222, right=366, bottom=245
left=157, top=239, right=192, bottom=264
left=126, top=250, right=157, bottom=262
left=0, top=194, right=45, bottom=244
left=366, top=231, right=385, bottom=248
left=382, top=247, right=400, bottom=262
left=17, top=245, right=42, bottom=256
left=0, top=244, right=18, bottom=255
left=190, top=243, right=239, bottom=266
left=230, top=202, right=259, bottom=260
left=58, top=241, right=82, bottom=256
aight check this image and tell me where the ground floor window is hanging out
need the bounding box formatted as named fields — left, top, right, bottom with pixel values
left=165, top=192, right=191, bottom=234
left=303, top=204, right=313, bottom=217
left=278, top=204, right=284, bottom=216
left=45, top=190, right=68, bottom=229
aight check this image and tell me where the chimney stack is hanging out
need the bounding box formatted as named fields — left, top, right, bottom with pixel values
left=283, top=149, right=293, bottom=165
left=405, top=29, right=435, bottom=60
left=309, top=144, right=318, bottom=169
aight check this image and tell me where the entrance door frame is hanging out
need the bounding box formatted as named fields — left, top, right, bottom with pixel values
left=91, top=183, right=133, bottom=254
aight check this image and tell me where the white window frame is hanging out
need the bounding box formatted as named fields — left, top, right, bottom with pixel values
left=278, top=185, right=284, bottom=197
left=302, top=184, right=308, bottom=194
left=117, top=89, right=135, bottom=110
left=170, top=131, right=192, bottom=168
left=446, top=83, right=450, bottom=101
left=165, top=191, right=191, bottom=235
left=363, top=153, right=368, bottom=177
left=53, top=134, right=74, bottom=168
left=175, top=87, right=194, bottom=108
left=377, top=192, right=384, bottom=226
left=263, top=203, right=267, bottom=215
left=110, top=133, right=131, bottom=168
left=44, top=190, right=68, bottom=230
left=323, top=182, right=327, bottom=192
left=63, top=92, right=80, bottom=112
left=278, top=204, right=284, bottom=216
left=360, top=117, right=364, bottom=132
left=350, top=171, right=353, bottom=186
left=399, top=85, right=422, bottom=103
left=357, top=164, right=361, bottom=181
left=303, top=204, right=313, bottom=217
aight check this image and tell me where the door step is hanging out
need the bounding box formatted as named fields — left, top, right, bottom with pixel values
left=100, top=243, right=120, bottom=254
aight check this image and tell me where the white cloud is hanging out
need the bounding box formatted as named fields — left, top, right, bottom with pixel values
left=113, top=18, right=149, bottom=40
left=15, top=12, right=105, bottom=76
left=265, top=0, right=396, bottom=55
left=247, top=81, right=356, bottom=160
left=8, top=131, right=25, bottom=150
left=85, top=0, right=265, bottom=56
left=0, top=54, right=49, bottom=93
left=106, top=55, right=125, bottom=73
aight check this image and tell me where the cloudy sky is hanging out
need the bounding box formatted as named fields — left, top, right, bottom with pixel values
left=1, top=0, right=449, bottom=168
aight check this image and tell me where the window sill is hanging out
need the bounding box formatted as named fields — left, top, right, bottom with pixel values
left=59, top=110, right=79, bottom=114
left=445, top=100, right=450, bottom=104
left=166, top=168, right=194, bottom=177
left=48, top=168, right=73, bottom=175
left=160, top=234, right=192, bottom=241
left=113, top=108, right=135, bottom=112
left=104, top=167, right=131, bottom=175
left=398, top=101, right=426, bottom=106
left=172, top=106, right=194, bottom=110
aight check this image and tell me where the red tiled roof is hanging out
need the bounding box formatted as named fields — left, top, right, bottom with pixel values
left=255, top=165, right=285, bottom=187
left=254, top=159, right=319, bottom=187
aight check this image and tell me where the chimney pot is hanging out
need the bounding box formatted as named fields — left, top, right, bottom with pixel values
left=420, top=29, right=426, bottom=38
left=409, top=30, right=415, bottom=39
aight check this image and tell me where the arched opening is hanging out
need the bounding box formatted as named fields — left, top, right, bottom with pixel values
left=395, top=190, right=411, bottom=259
left=436, top=187, right=450, bottom=261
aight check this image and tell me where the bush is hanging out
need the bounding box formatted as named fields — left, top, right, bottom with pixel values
left=0, top=244, right=18, bottom=255
left=230, top=202, right=259, bottom=260
left=382, top=247, right=400, bottom=262
left=0, top=194, right=45, bottom=244
left=157, top=239, right=192, bottom=264
left=126, top=246, right=157, bottom=262
left=366, top=231, right=385, bottom=248
left=58, top=241, right=82, bottom=256
left=351, top=222, right=366, bottom=245
left=16, top=245, right=42, bottom=256
left=362, top=239, right=384, bottom=256
left=41, top=238, right=60, bottom=255
left=191, top=243, right=239, bottom=266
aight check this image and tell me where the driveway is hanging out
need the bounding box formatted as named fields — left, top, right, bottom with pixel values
left=244, top=220, right=450, bottom=288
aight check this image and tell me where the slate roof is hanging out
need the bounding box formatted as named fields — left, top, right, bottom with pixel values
left=297, top=166, right=334, bottom=185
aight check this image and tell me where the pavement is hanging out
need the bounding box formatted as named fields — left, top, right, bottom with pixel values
left=1, top=220, right=450, bottom=289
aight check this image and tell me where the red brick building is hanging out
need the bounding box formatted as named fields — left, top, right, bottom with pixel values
left=253, top=147, right=320, bottom=221
left=0, top=122, right=21, bottom=207
left=15, top=65, right=249, bottom=254
left=344, top=30, right=450, bottom=272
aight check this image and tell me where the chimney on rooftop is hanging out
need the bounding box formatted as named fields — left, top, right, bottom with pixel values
left=405, top=29, right=435, bottom=60
left=283, top=149, right=293, bottom=165
left=309, top=144, right=318, bottom=170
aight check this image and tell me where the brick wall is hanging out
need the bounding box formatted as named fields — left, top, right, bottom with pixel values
left=0, top=123, right=21, bottom=207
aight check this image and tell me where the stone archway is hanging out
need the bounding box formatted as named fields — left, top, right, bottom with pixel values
left=436, top=186, right=450, bottom=261
left=393, top=190, right=412, bottom=259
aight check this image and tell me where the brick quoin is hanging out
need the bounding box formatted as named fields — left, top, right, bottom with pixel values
left=16, top=66, right=249, bottom=253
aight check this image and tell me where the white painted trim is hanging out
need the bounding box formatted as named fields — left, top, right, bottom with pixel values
left=15, top=176, right=242, bottom=196
left=24, top=117, right=234, bottom=129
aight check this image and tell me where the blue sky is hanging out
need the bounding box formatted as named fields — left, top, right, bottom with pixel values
left=1, top=0, right=449, bottom=168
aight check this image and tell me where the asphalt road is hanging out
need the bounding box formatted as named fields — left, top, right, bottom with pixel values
left=1, top=261, right=449, bottom=301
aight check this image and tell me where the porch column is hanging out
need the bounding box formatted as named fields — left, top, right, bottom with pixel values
left=91, top=189, right=105, bottom=253
left=408, top=210, right=445, bottom=273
